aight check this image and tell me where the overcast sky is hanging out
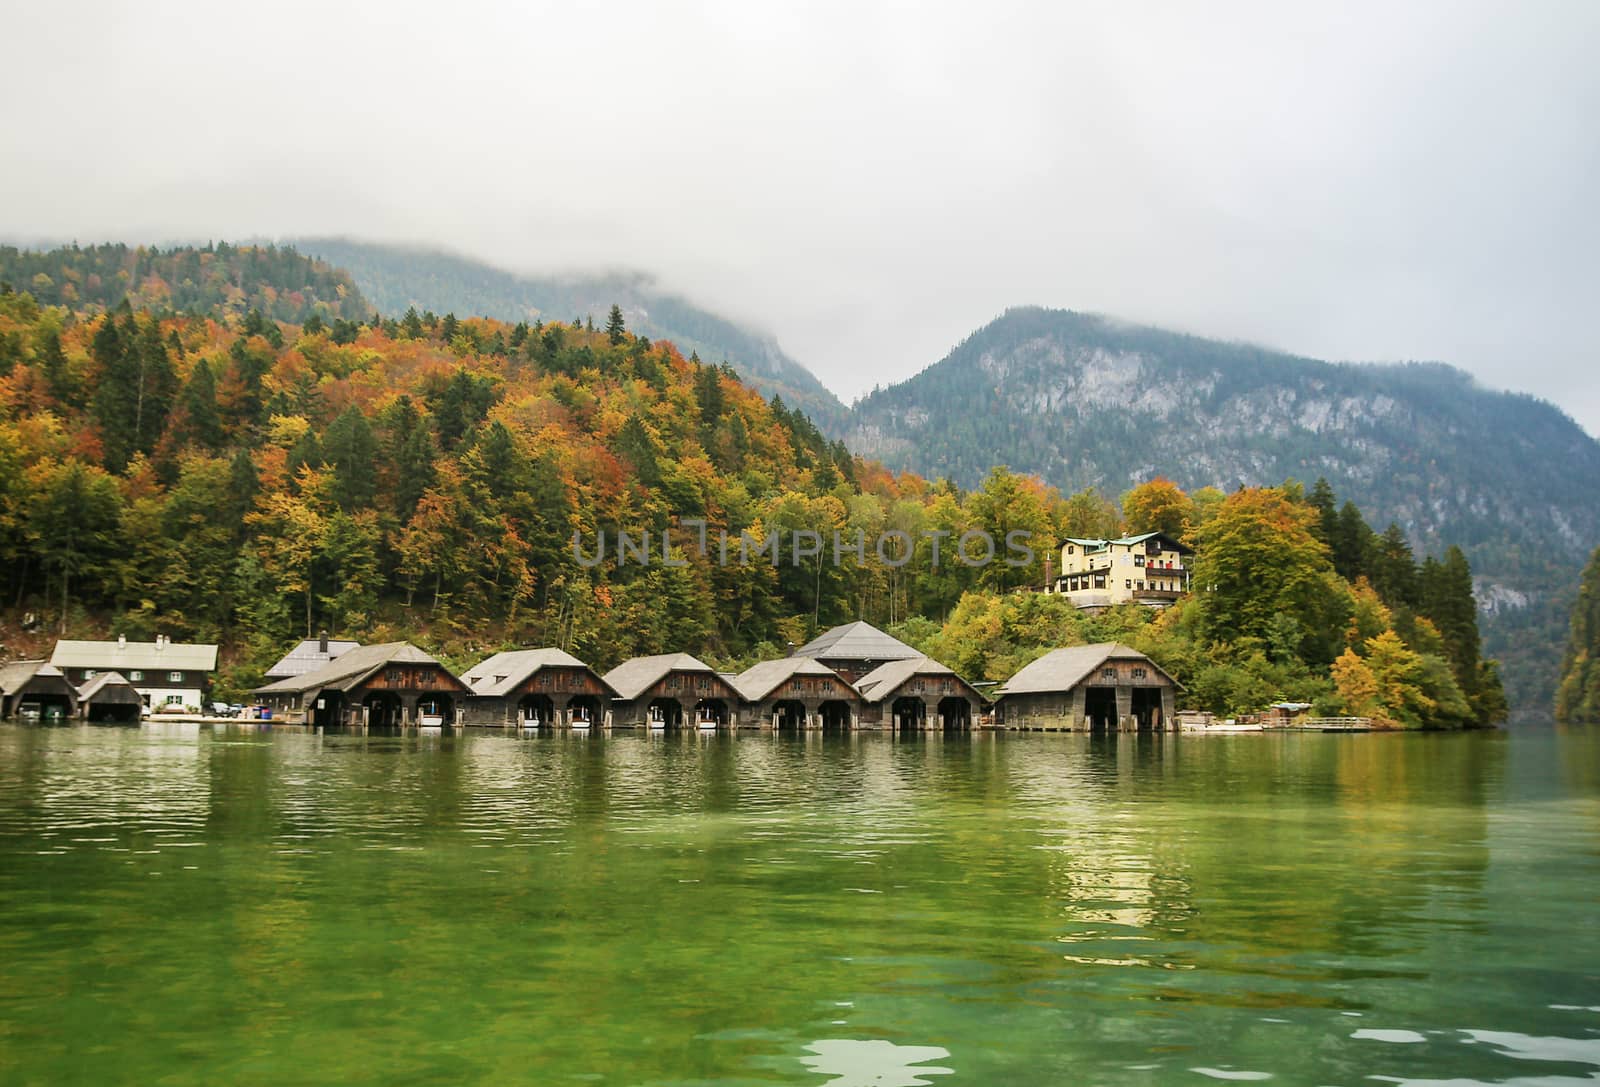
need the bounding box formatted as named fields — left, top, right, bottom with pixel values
left=3, top=1, right=1596, bottom=431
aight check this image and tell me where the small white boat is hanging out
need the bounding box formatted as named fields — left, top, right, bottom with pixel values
left=418, top=701, right=446, bottom=729
left=520, top=715, right=541, bottom=731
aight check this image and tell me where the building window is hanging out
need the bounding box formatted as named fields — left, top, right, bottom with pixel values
left=1132, top=668, right=1147, bottom=679
left=165, top=694, right=184, bottom=705
left=129, top=670, right=143, bottom=681
left=1125, top=579, right=1132, bottom=589
left=538, top=673, right=551, bottom=689
left=84, top=669, right=98, bottom=679
left=1135, top=555, right=1146, bottom=567
left=695, top=675, right=710, bottom=690
left=667, top=675, right=681, bottom=690
left=1101, top=668, right=1116, bottom=679
left=169, top=671, right=183, bottom=683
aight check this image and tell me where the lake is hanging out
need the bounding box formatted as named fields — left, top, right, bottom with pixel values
left=0, top=724, right=1597, bottom=1085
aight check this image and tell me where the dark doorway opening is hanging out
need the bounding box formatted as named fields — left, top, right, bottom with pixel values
left=773, top=699, right=806, bottom=730
left=568, top=694, right=601, bottom=728
left=891, top=696, right=926, bottom=732
left=1131, top=687, right=1164, bottom=730
left=86, top=701, right=140, bottom=724
left=311, top=691, right=345, bottom=728
left=694, top=699, right=728, bottom=730
left=937, top=696, right=971, bottom=731
left=819, top=700, right=852, bottom=732
left=1083, top=687, right=1118, bottom=731
left=417, top=694, right=455, bottom=727
left=363, top=691, right=400, bottom=728
left=647, top=698, right=682, bottom=729
left=519, top=693, right=556, bottom=729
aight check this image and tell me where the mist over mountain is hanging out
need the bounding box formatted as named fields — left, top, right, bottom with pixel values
left=295, top=239, right=847, bottom=430
left=847, top=306, right=1600, bottom=711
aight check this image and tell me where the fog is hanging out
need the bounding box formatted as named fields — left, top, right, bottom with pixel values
left=2, top=1, right=1596, bottom=430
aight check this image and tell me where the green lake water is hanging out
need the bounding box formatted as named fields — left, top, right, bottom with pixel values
left=1, top=724, right=1597, bottom=1086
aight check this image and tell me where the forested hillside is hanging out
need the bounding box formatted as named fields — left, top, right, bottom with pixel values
left=1557, top=547, right=1600, bottom=722
left=0, top=245, right=1504, bottom=727
left=850, top=306, right=1600, bottom=714
left=295, top=238, right=848, bottom=430
left=0, top=242, right=368, bottom=324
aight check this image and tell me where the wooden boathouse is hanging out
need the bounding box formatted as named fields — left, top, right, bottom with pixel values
left=251, top=642, right=472, bottom=727
left=0, top=660, right=78, bottom=722
left=76, top=671, right=144, bottom=723
left=457, top=648, right=616, bottom=728
left=730, top=657, right=859, bottom=731
left=991, top=643, right=1179, bottom=731
left=603, top=653, right=744, bottom=729
left=853, top=656, right=986, bottom=731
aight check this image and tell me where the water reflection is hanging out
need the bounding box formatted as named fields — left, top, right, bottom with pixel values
left=0, top=725, right=1593, bottom=1087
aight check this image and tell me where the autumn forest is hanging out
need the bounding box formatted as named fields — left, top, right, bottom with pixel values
left=0, top=243, right=1504, bottom=727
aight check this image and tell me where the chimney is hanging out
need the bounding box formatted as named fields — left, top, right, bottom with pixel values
left=318, top=630, right=329, bottom=654
left=155, top=635, right=165, bottom=653
left=117, top=633, right=126, bottom=650
left=1044, top=551, right=1056, bottom=593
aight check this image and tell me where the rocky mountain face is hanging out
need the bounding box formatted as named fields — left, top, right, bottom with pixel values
left=847, top=307, right=1600, bottom=714
left=296, top=239, right=848, bottom=429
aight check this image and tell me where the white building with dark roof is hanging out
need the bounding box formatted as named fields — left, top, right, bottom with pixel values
left=992, top=643, right=1179, bottom=731
left=51, top=636, right=218, bottom=711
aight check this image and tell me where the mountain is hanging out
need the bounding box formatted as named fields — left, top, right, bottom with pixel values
left=848, top=306, right=1600, bottom=714
left=294, top=238, right=848, bottom=430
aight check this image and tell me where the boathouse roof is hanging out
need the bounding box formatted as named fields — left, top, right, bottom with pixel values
left=994, top=644, right=1180, bottom=696
left=252, top=642, right=450, bottom=696
left=730, top=657, right=846, bottom=702
left=460, top=648, right=613, bottom=698
left=1, top=659, right=68, bottom=693
left=52, top=637, right=218, bottom=672
left=854, top=655, right=961, bottom=703
left=76, top=671, right=142, bottom=704
left=602, top=653, right=717, bottom=701
left=792, top=621, right=921, bottom=664
left=263, top=636, right=362, bottom=680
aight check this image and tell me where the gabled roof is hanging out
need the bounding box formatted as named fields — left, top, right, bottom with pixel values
left=460, top=648, right=612, bottom=698
left=792, top=621, right=921, bottom=663
left=264, top=638, right=362, bottom=680
left=994, top=643, right=1180, bottom=696
left=77, top=671, right=142, bottom=703
left=52, top=638, right=219, bottom=672
left=252, top=642, right=461, bottom=696
left=854, top=655, right=968, bottom=704
left=602, top=653, right=717, bottom=701
left=730, top=657, right=847, bottom=702
left=1, top=659, right=63, bottom=693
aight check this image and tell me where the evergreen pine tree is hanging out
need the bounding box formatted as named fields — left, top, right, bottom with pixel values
left=604, top=304, right=626, bottom=345
left=323, top=406, right=378, bottom=511
left=181, top=358, right=224, bottom=451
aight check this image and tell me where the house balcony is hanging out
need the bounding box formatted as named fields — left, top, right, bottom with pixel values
left=1133, top=588, right=1184, bottom=603
left=1136, top=565, right=1188, bottom=578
